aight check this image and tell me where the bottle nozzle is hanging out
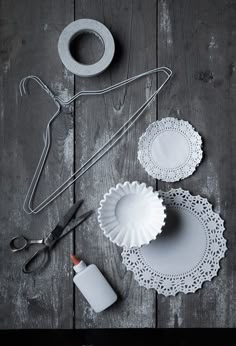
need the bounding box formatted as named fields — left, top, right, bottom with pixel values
left=70, top=254, right=80, bottom=265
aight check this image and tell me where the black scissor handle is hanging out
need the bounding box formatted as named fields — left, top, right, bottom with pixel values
left=22, top=247, right=49, bottom=274
left=10, top=235, right=28, bottom=252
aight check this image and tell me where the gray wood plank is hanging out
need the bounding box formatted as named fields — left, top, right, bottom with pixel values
left=157, top=0, right=236, bottom=327
left=74, top=0, right=157, bottom=328
left=0, top=0, right=74, bottom=328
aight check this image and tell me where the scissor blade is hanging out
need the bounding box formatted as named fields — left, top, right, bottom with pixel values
left=46, top=210, right=93, bottom=246
left=51, top=200, right=83, bottom=240
left=65, top=210, right=93, bottom=231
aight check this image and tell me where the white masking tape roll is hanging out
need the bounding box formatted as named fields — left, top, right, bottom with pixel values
left=58, top=19, right=115, bottom=77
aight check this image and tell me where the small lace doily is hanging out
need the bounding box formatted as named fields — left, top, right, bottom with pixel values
left=138, top=117, right=203, bottom=182
left=122, top=188, right=227, bottom=296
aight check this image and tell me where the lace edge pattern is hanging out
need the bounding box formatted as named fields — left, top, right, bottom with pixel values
left=138, top=117, right=203, bottom=182
left=121, top=188, right=227, bottom=296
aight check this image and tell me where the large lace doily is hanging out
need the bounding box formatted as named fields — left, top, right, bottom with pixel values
left=122, top=188, right=227, bottom=296
left=138, top=117, right=203, bottom=182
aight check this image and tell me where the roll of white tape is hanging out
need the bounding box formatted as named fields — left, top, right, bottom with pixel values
left=58, top=19, right=115, bottom=77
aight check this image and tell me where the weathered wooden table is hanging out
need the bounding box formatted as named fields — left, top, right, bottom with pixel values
left=1, top=0, right=236, bottom=329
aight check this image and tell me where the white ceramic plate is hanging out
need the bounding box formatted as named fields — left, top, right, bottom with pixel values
left=138, top=117, right=203, bottom=182
left=98, top=181, right=166, bottom=248
left=122, top=188, right=227, bottom=296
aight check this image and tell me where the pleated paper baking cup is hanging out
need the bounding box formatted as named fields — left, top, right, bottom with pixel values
left=98, top=181, right=166, bottom=248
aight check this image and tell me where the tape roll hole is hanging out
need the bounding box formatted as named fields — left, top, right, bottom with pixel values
left=70, top=30, right=105, bottom=65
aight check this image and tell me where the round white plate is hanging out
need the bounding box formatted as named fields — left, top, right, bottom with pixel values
left=138, top=117, right=203, bottom=182
left=122, top=188, right=227, bottom=296
left=98, top=181, right=166, bottom=248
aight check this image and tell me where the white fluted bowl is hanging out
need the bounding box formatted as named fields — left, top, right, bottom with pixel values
left=98, top=181, right=166, bottom=248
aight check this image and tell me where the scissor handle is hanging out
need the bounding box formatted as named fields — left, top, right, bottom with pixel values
left=9, top=235, right=43, bottom=252
left=22, top=246, right=49, bottom=274
left=10, top=235, right=29, bottom=252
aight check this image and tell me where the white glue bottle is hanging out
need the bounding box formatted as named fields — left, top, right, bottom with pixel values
left=70, top=255, right=118, bottom=313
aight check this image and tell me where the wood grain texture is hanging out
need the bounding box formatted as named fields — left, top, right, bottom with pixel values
left=157, top=0, right=236, bottom=327
left=74, top=0, right=157, bottom=328
left=0, top=0, right=74, bottom=328
left=1, top=0, right=236, bottom=329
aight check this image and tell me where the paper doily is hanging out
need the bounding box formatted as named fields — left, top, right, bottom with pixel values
left=122, top=188, right=227, bottom=296
left=138, top=117, right=203, bottom=182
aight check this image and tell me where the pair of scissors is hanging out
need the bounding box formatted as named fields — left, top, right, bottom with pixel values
left=10, top=200, right=93, bottom=274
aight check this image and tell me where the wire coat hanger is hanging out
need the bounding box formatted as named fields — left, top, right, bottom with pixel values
left=20, top=67, right=172, bottom=214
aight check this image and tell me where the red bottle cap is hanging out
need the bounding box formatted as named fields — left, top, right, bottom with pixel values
left=70, top=254, right=80, bottom=265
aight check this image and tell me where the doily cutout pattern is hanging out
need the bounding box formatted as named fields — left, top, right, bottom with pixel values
left=138, top=117, right=203, bottom=182
left=122, top=188, right=227, bottom=296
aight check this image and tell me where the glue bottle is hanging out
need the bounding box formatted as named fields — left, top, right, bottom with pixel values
left=70, top=255, right=118, bottom=313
